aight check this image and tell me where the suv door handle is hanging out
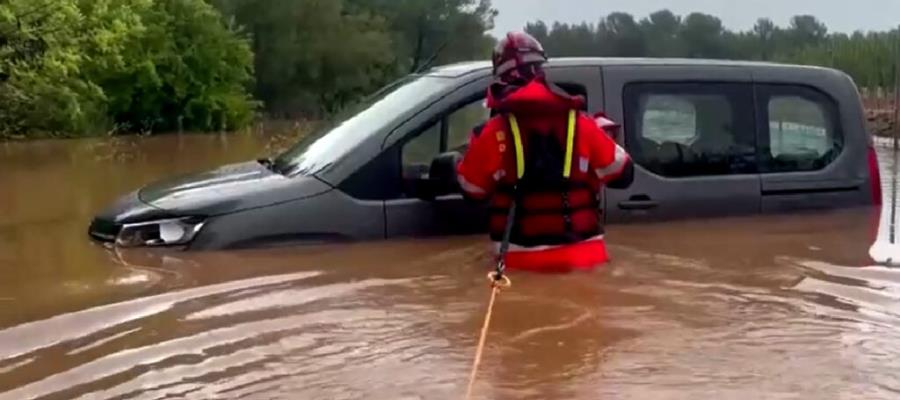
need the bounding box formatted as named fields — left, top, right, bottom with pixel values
left=618, top=195, right=658, bottom=210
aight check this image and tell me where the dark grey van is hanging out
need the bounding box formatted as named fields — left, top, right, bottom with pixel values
left=89, top=58, right=883, bottom=250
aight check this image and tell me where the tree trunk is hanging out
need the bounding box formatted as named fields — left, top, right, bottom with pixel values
left=409, top=17, right=426, bottom=73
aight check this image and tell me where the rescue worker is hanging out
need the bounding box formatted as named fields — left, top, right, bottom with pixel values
left=455, top=31, right=633, bottom=272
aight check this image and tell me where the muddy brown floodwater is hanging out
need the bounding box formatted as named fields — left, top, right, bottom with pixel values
left=0, top=133, right=898, bottom=400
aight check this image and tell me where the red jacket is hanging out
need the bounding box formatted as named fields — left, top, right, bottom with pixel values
left=456, top=79, right=630, bottom=272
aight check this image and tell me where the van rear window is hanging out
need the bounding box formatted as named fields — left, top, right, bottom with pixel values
left=758, top=85, right=843, bottom=173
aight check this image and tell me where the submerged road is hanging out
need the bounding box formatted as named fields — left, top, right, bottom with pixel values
left=0, top=134, right=897, bottom=399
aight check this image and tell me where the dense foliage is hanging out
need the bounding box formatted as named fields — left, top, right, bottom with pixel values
left=526, top=11, right=900, bottom=88
left=0, top=0, right=495, bottom=137
left=0, top=0, right=256, bottom=137
left=211, top=0, right=496, bottom=117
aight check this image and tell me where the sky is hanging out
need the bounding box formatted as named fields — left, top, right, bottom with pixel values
left=490, top=0, right=900, bottom=36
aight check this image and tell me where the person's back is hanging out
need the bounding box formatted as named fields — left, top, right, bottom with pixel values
left=456, top=31, right=633, bottom=272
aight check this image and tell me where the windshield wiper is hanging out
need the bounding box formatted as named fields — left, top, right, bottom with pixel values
left=257, top=157, right=278, bottom=172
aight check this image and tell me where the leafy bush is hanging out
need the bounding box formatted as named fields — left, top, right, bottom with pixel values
left=0, top=0, right=256, bottom=137
left=1, top=0, right=496, bottom=138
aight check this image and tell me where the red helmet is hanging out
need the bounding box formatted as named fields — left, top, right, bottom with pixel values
left=492, top=31, right=547, bottom=83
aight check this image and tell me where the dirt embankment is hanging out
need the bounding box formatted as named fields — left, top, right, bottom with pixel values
left=862, top=89, right=899, bottom=138
left=866, top=109, right=893, bottom=137
left=866, top=109, right=899, bottom=138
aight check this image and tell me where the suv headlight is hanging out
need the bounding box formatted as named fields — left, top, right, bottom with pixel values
left=116, top=217, right=206, bottom=247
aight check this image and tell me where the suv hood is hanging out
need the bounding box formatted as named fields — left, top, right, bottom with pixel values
left=138, top=161, right=333, bottom=216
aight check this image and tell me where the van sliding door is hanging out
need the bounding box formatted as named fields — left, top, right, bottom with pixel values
left=754, top=83, right=870, bottom=211
left=602, top=65, right=762, bottom=223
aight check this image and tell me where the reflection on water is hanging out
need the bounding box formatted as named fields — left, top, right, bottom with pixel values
left=0, top=134, right=897, bottom=399
left=872, top=137, right=900, bottom=264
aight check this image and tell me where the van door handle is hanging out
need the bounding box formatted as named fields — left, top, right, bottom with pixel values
left=618, top=195, right=658, bottom=210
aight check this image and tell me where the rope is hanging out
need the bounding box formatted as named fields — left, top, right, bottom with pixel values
left=493, top=200, right=518, bottom=281
left=465, top=185, right=518, bottom=399
left=464, top=272, right=511, bottom=400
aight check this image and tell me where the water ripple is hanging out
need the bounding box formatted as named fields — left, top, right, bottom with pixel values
left=0, top=271, right=322, bottom=362
left=184, top=278, right=412, bottom=321
left=1, top=310, right=368, bottom=400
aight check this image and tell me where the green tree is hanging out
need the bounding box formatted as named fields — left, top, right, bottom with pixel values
left=214, top=0, right=495, bottom=117
left=215, top=0, right=395, bottom=117
left=348, top=0, right=496, bottom=73
left=0, top=0, right=138, bottom=136
left=752, top=18, right=777, bottom=60
left=679, top=12, right=728, bottom=58
left=786, top=15, right=828, bottom=50
left=102, top=0, right=257, bottom=133
left=524, top=9, right=900, bottom=89
left=0, top=0, right=256, bottom=137
left=640, top=10, right=682, bottom=57
left=599, top=12, right=646, bottom=57
left=525, top=21, right=549, bottom=44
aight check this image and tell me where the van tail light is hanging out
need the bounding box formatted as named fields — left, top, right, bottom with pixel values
left=867, top=145, right=882, bottom=206
left=866, top=142, right=885, bottom=264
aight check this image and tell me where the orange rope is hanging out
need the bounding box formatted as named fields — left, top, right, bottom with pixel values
left=464, top=273, right=511, bottom=400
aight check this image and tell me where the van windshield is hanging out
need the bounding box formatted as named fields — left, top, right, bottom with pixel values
left=274, top=75, right=453, bottom=176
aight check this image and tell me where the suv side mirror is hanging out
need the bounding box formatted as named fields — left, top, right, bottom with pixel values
left=423, top=151, right=461, bottom=199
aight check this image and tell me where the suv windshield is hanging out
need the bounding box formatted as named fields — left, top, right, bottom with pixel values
left=274, top=75, right=453, bottom=176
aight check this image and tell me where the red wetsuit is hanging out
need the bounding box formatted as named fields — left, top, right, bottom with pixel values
left=456, top=79, right=631, bottom=272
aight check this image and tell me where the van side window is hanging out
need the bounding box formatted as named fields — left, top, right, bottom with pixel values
left=758, top=85, right=842, bottom=172
left=555, top=82, right=588, bottom=107
left=641, top=95, right=697, bottom=145
left=623, top=82, right=756, bottom=178
left=401, top=122, right=441, bottom=180
left=398, top=81, right=588, bottom=197
left=447, top=100, right=489, bottom=152
left=414, top=81, right=587, bottom=157
left=400, top=98, right=490, bottom=194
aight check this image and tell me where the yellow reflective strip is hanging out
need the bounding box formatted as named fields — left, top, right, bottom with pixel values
left=563, top=109, right=576, bottom=178
left=508, top=114, right=525, bottom=179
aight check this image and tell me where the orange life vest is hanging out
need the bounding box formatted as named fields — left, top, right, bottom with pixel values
left=488, top=110, right=602, bottom=248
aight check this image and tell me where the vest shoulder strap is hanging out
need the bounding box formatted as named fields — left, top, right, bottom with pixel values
left=506, top=114, right=526, bottom=180
left=506, top=109, right=578, bottom=180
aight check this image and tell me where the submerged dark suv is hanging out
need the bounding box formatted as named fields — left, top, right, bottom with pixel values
left=89, top=58, right=882, bottom=250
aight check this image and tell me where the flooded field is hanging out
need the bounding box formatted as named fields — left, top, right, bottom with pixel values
left=0, top=134, right=898, bottom=399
